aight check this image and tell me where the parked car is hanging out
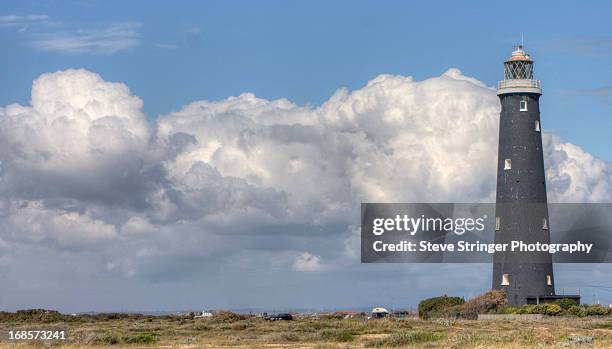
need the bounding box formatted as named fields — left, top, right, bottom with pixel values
left=264, top=313, right=293, bottom=321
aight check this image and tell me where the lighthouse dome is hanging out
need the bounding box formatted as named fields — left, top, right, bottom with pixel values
left=506, top=45, right=533, bottom=62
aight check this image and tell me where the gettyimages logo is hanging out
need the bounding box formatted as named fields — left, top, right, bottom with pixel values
left=372, top=214, right=486, bottom=236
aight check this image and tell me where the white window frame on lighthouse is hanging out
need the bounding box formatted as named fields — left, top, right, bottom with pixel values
left=520, top=100, right=528, bottom=111
left=504, top=159, right=512, bottom=170
left=535, top=120, right=541, bottom=132
left=501, top=274, right=510, bottom=286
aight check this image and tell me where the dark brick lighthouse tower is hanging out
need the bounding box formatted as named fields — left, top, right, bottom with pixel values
left=492, top=45, right=557, bottom=305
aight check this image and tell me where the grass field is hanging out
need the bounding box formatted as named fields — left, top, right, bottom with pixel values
left=1, top=312, right=612, bottom=348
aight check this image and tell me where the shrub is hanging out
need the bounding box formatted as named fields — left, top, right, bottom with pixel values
left=554, top=298, right=578, bottom=310
left=567, top=305, right=587, bottom=317
left=457, top=290, right=507, bottom=319
left=499, top=303, right=566, bottom=316
left=512, top=303, right=561, bottom=316
left=585, top=305, right=610, bottom=316
left=418, top=291, right=508, bottom=319
left=517, top=305, right=535, bottom=314
left=418, top=295, right=465, bottom=319
left=544, top=304, right=562, bottom=316
left=530, top=304, right=547, bottom=314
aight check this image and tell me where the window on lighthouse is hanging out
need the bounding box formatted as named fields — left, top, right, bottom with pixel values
left=546, top=275, right=552, bottom=286
left=542, top=218, right=548, bottom=230
left=501, top=274, right=510, bottom=286
left=520, top=100, right=528, bottom=111
left=535, top=120, right=541, bottom=132
left=504, top=159, right=512, bottom=170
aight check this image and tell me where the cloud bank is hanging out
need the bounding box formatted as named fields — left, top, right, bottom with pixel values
left=0, top=69, right=610, bottom=311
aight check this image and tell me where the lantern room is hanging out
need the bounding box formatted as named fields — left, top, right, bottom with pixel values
left=504, top=45, right=534, bottom=79
left=497, top=45, right=541, bottom=96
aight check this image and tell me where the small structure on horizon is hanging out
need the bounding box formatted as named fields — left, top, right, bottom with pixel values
left=371, top=307, right=389, bottom=318
left=194, top=310, right=213, bottom=318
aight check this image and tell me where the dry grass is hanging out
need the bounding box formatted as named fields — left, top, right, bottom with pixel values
left=0, top=314, right=611, bottom=348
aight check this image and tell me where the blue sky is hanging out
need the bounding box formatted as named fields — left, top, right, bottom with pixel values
left=1, top=0, right=611, bottom=160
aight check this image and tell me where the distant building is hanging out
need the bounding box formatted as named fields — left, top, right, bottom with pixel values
left=194, top=310, right=213, bottom=318
left=371, top=307, right=389, bottom=318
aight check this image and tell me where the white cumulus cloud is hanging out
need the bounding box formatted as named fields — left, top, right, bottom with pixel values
left=544, top=134, right=612, bottom=202
left=0, top=69, right=151, bottom=206
left=293, top=252, right=323, bottom=271
left=0, top=200, right=116, bottom=247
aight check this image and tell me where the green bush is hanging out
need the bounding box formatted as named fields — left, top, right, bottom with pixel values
left=499, top=303, right=568, bottom=316
left=511, top=303, right=562, bottom=316
left=418, top=290, right=508, bottom=319
left=418, top=295, right=465, bottom=319
left=544, top=304, right=562, bottom=316
left=517, top=305, right=535, bottom=314
left=553, top=298, right=578, bottom=310
left=585, top=305, right=611, bottom=316
left=567, top=305, right=587, bottom=317
left=531, top=304, right=547, bottom=314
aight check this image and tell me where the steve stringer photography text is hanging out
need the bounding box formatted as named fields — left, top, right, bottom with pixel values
left=372, top=240, right=593, bottom=254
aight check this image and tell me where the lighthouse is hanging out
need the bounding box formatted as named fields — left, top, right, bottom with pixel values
left=491, top=45, right=571, bottom=305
